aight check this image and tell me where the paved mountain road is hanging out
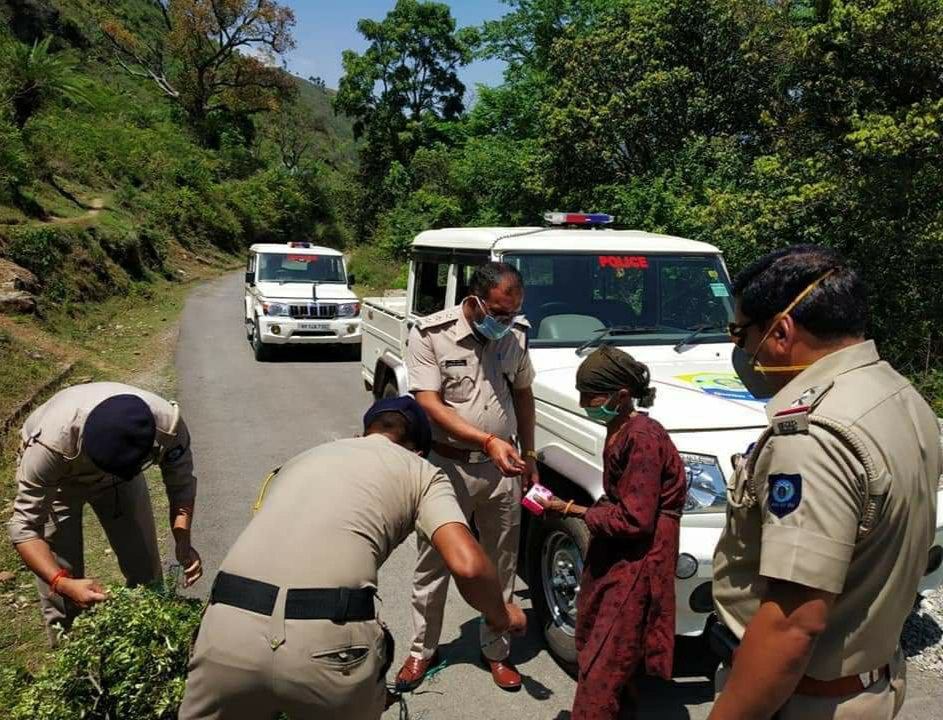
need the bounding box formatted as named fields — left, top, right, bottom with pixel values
left=175, top=272, right=941, bottom=719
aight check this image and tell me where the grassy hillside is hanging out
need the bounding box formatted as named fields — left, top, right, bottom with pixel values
left=0, top=0, right=355, bottom=317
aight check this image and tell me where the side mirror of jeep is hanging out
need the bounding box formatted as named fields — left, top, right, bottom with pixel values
left=245, top=271, right=255, bottom=286
left=347, top=273, right=356, bottom=288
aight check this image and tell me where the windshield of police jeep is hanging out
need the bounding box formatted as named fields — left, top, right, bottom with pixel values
left=257, top=253, right=346, bottom=284
left=502, top=253, right=735, bottom=348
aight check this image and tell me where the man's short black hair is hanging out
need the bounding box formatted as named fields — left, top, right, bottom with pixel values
left=365, top=412, right=413, bottom=448
left=469, top=262, right=523, bottom=298
left=732, top=245, right=868, bottom=340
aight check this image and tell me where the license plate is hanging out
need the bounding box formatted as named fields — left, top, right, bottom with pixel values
left=299, top=322, right=329, bottom=331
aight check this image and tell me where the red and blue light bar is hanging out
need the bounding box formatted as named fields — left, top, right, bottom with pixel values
left=544, top=212, right=614, bottom=226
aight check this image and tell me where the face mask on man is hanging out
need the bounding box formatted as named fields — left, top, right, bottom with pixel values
left=732, top=270, right=835, bottom=400
left=583, top=393, right=621, bottom=423
left=470, top=296, right=515, bottom=341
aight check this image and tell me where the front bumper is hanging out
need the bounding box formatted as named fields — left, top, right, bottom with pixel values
left=675, top=525, right=722, bottom=636
left=259, top=317, right=362, bottom=345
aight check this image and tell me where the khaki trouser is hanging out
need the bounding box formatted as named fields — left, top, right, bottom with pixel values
left=178, top=600, right=388, bottom=720
left=714, top=649, right=906, bottom=719
left=408, top=452, right=521, bottom=662
left=35, top=474, right=162, bottom=642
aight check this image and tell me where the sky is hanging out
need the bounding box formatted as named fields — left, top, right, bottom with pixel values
left=283, top=0, right=509, bottom=94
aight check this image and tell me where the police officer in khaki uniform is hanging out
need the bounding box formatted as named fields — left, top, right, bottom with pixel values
left=7, top=382, right=202, bottom=644
left=396, top=262, right=538, bottom=692
left=178, top=397, right=526, bottom=720
left=710, top=246, right=941, bottom=720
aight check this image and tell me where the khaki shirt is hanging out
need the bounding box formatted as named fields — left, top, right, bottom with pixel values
left=406, top=305, right=535, bottom=448
left=713, top=341, right=941, bottom=679
left=221, top=434, right=467, bottom=588
left=8, top=382, right=197, bottom=545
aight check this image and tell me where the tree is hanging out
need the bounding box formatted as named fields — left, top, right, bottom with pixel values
left=334, top=0, right=477, bottom=236
left=266, top=97, right=328, bottom=172
left=101, top=0, right=296, bottom=146
left=307, top=75, right=326, bottom=89
left=335, top=0, right=477, bottom=145
left=0, top=35, right=87, bottom=128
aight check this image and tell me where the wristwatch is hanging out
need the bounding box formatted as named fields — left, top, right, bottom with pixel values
left=524, top=449, right=538, bottom=461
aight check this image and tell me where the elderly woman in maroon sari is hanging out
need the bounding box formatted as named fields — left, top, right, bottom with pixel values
left=538, top=344, right=686, bottom=719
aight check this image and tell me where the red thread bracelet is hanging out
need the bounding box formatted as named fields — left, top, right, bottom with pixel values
left=49, top=569, right=70, bottom=595
left=482, top=434, right=497, bottom=453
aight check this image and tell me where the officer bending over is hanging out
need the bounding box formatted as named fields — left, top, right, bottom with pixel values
left=178, top=396, right=527, bottom=720
left=8, top=382, right=201, bottom=646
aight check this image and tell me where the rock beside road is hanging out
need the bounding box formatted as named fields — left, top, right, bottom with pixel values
left=0, top=259, right=37, bottom=314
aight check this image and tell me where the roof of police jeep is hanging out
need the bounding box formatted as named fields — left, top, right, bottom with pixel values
left=411, top=227, right=721, bottom=255
left=249, top=243, right=342, bottom=256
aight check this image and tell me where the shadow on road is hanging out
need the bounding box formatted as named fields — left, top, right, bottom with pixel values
left=433, top=610, right=717, bottom=714
left=436, top=609, right=558, bottom=701
left=550, top=676, right=712, bottom=720
left=257, top=345, right=361, bottom=364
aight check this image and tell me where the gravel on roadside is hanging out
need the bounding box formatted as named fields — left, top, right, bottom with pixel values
left=903, top=584, right=943, bottom=676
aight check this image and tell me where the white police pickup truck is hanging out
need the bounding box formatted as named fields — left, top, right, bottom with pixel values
left=360, top=214, right=943, bottom=672
left=244, top=242, right=362, bottom=360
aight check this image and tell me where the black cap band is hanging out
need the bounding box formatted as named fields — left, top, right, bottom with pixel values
left=363, top=396, right=432, bottom=457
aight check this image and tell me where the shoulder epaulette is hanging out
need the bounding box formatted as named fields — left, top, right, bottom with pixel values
left=772, top=405, right=810, bottom=435
left=415, top=307, right=460, bottom=332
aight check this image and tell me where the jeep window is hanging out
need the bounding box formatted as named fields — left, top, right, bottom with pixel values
left=503, top=253, right=734, bottom=347
left=256, top=254, right=346, bottom=283
left=455, top=254, right=492, bottom=300
left=412, top=259, right=449, bottom=316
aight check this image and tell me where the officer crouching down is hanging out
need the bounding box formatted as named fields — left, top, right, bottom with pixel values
left=710, top=245, right=942, bottom=720
left=178, top=396, right=527, bottom=720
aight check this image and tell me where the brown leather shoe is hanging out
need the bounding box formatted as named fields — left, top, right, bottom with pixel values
left=481, top=654, right=522, bottom=691
left=394, top=651, right=441, bottom=691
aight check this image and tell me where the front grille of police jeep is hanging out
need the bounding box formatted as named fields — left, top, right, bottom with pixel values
left=289, top=303, right=338, bottom=320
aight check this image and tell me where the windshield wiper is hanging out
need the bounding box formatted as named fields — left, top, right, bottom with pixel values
left=673, top=323, right=728, bottom=352
left=576, top=325, right=659, bottom=356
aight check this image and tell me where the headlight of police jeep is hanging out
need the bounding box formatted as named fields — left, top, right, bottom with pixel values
left=680, top=452, right=726, bottom=513
left=262, top=302, right=289, bottom=317
left=336, top=302, right=361, bottom=318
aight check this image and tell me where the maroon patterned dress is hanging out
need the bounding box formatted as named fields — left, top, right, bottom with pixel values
left=571, top=413, right=687, bottom=720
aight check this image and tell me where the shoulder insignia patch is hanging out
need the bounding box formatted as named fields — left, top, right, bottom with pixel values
left=416, top=308, right=459, bottom=332
left=165, top=445, right=186, bottom=463
left=768, top=473, right=802, bottom=518
left=772, top=405, right=810, bottom=435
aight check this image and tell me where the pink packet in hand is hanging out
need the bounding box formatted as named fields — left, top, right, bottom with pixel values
left=521, top=483, right=553, bottom=516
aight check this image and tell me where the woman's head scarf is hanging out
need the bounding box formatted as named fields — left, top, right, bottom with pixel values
left=576, top=344, right=656, bottom=408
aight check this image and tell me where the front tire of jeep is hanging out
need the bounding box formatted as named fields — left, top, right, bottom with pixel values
left=526, top=513, right=590, bottom=677
left=251, top=319, right=272, bottom=362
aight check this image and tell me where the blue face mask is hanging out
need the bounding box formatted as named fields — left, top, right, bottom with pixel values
left=583, top=394, right=620, bottom=423
left=471, top=296, right=514, bottom=341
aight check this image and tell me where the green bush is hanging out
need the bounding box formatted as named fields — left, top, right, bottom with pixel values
left=4, top=224, right=69, bottom=278
left=145, top=185, right=241, bottom=252
left=222, top=165, right=345, bottom=248
left=376, top=189, right=462, bottom=258
left=0, top=113, right=30, bottom=202
left=9, top=587, right=203, bottom=720
left=348, top=243, right=407, bottom=292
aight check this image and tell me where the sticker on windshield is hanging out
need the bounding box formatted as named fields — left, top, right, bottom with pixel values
left=286, top=255, right=318, bottom=263
left=710, top=283, right=729, bottom=297
left=598, top=255, right=649, bottom=270
left=674, top=372, right=759, bottom=402
left=707, top=269, right=719, bottom=279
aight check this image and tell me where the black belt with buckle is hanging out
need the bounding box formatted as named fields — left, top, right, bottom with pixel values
left=210, top=571, right=375, bottom=622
